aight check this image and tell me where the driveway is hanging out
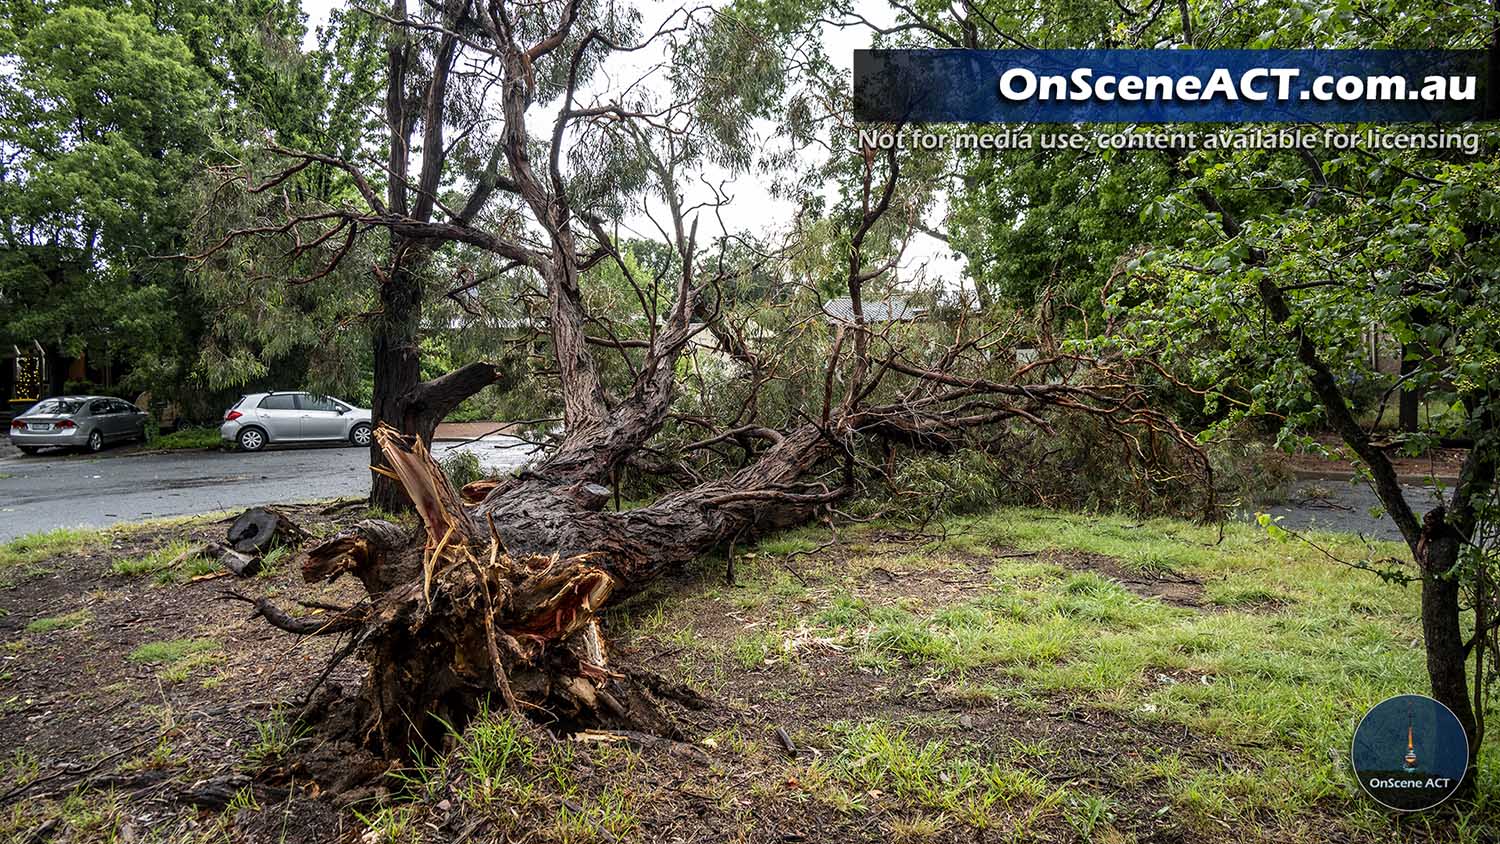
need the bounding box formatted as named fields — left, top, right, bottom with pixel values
left=0, top=435, right=541, bottom=542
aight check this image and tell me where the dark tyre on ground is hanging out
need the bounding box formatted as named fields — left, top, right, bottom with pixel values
left=84, top=430, right=104, bottom=453
left=17, top=446, right=39, bottom=455
left=350, top=422, right=373, bottom=448
left=237, top=427, right=267, bottom=452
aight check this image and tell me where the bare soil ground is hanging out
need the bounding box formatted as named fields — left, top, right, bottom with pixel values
left=0, top=508, right=1492, bottom=843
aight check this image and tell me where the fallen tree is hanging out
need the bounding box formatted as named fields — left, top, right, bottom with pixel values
left=195, top=0, right=1210, bottom=756
left=255, top=348, right=1206, bottom=756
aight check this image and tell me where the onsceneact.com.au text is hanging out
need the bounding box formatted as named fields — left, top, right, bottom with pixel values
left=997, top=67, right=1477, bottom=103
left=855, top=128, right=1483, bottom=155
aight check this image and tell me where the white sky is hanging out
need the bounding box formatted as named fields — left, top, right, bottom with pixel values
left=296, top=0, right=960, bottom=288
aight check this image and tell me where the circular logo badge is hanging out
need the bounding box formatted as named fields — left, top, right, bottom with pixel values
left=1351, top=694, right=1469, bottom=811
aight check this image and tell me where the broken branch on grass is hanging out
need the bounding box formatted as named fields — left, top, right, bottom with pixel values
left=219, top=591, right=365, bottom=635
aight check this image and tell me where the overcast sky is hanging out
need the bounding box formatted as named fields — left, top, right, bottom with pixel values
left=294, top=0, right=961, bottom=289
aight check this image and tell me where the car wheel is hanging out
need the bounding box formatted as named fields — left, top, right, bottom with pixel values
left=17, top=446, right=39, bottom=455
left=237, top=427, right=267, bottom=452
left=85, top=430, right=104, bottom=453
left=349, top=422, right=373, bottom=447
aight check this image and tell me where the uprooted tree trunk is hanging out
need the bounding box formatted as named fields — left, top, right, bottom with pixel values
left=293, top=424, right=829, bottom=755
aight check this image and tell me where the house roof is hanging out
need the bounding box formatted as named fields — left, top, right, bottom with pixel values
left=821, top=295, right=926, bottom=324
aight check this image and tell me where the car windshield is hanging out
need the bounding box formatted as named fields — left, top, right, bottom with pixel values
left=26, top=399, right=81, bottom=416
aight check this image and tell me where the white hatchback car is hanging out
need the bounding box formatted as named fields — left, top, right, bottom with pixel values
left=219, top=392, right=373, bottom=452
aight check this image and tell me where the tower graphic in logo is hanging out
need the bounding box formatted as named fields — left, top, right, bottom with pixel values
left=1402, top=702, right=1419, bottom=773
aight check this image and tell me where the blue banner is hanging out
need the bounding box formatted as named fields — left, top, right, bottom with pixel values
left=853, top=50, right=1491, bottom=124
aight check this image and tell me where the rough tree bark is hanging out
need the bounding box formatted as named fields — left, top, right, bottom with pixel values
left=370, top=257, right=426, bottom=512
left=368, top=0, right=506, bottom=510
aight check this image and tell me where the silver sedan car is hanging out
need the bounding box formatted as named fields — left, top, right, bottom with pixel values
left=7, top=396, right=149, bottom=455
left=220, top=391, right=373, bottom=452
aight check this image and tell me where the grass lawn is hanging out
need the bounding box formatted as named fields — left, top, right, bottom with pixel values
left=0, top=506, right=1492, bottom=843
left=358, top=508, right=1495, bottom=843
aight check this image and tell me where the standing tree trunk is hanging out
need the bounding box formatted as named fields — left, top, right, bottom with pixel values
left=1399, top=348, right=1422, bottom=435
left=370, top=254, right=425, bottom=512
left=366, top=0, right=476, bottom=510
left=1417, top=506, right=1479, bottom=773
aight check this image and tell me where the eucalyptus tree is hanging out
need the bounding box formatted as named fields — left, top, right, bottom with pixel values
left=204, top=0, right=1202, bottom=756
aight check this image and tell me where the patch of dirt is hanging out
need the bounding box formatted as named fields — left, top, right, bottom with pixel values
left=0, top=504, right=370, bottom=843
left=851, top=560, right=1000, bottom=608
left=1048, top=549, right=1207, bottom=607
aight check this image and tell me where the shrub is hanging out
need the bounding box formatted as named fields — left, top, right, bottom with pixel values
left=440, top=450, right=487, bottom=489
left=887, top=451, right=1007, bottom=523
left=875, top=412, right=1272, bottom=522
left=148, top=427, right=222, bottom=450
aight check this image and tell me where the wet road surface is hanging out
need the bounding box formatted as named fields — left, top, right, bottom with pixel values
left=1232, top=476, right=1447, bottom=542
left=1, top=434, right=1434, bottom=544
left=0, top=436, right=540, bottom=541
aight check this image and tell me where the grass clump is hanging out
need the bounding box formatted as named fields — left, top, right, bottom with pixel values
left=128, top=638, right=220, bottom=665
left=129, top=637, right=225, bottom=684
left=456, top=708, right=537, bottom=786
left=24, top=609, right=91, bottom=633
left=0, top=527, right=102, bottom=579
left=245, top=710, right=310, bottom=768
left=729, top=630, right=782, bottom=669
left=256, top=543, right=292, bottom=578
left=354, top=805, right=423, bottom=844
left=550, top=785, right=640, bottom=842
left=159, top=650, right=225, bottom=683
left=147, top=427, right=222, bottom=450
left=4, top=750, right=39, bottom=788
left=111, top=539, right=215, bottom=583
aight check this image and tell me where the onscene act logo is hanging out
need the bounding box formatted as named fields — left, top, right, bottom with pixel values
left=1351, top=694, right=1470, bottom=812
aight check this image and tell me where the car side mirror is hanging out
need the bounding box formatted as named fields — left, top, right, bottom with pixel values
left=336, top=407, right=347, bottom=415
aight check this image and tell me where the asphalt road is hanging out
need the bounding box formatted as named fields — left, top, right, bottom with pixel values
left=0, top=433, right=1434, bottom=544
left=1233, top=476, right=1447, bottom=543
left=0, top=445, right=372, bottom=541
left=0, top=435, right=543, bottom=542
